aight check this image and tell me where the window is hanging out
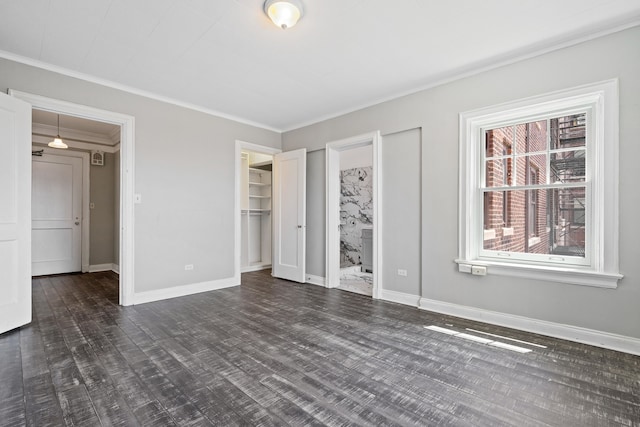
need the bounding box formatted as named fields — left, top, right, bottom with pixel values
left=458, top=80, right=622, bottom=288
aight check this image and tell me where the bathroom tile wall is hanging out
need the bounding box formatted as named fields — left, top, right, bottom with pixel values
left=340, top=166, right=373, bottom=266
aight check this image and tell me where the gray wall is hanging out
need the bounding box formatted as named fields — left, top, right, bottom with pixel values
left=283, top=27, right=640, bottom=339
left=381, top=129, right=421, bottom=297
left=1, top=58, right=281, bottom=293
left=89, top=151, right=116, bottom=265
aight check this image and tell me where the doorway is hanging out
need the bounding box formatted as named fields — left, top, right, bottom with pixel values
left=10, top=90, right=135, bottom=306
left=336, top=145, right=373, bottom=295
left=31, top=109, right=121, bottom=278
left=240, top=149, right=274, bottom=273
left=326, top=131, right=381, bottom=298
left=31, top=148, right=87, bottom=276
left=235, top=140, right=308, bottom=284
left=235, top=141, right=281, bottom=282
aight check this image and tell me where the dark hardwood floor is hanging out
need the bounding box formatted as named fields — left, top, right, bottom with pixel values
left=1, top=270, right=638, bottom=426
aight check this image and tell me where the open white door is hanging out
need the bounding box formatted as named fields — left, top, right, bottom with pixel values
left=272, top=148, right=306, bottom=282
left=32, top=154, right=83, bottom=276
left=0, top=93, right=32, bottom=334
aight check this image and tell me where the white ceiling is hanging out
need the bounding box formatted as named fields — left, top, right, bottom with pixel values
left=2, top=0, right=639, bottom=131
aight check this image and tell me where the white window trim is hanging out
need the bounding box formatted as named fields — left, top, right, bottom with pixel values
left=457, top=80, right=622, bottom=288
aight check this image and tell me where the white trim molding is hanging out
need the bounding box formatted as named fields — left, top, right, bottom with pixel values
left=241, top=264, right=271, bottom=273
left=380, top=289, right=420, bottom=307
left=132, top=278, right=239, bottom=305
left=419, top=297, right=640, bottom=356
left=88, top=263, right=119, bottom=273
left=457, top=80, right=621, bottom=288
left=305, top=274, right=326, bottom=287
left=12, top=89, right=136, bottom=306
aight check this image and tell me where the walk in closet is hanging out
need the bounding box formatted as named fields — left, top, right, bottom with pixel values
left=240, top=151, right=273, bottom=272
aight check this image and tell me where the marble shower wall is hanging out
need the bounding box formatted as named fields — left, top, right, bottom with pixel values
left=340, top=167, right=373, bottom=267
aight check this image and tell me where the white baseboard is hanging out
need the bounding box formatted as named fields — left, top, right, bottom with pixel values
left=241, top=264, right=271, bottom=273
left=132, top=277, right=239, bottom=305
left=88, top=263, right=119, bottom=273
left=306, top=274, right=326, bottom=287
left=381, top=289, right=421, bottom=307
left=419, top=297, right=640, bottom=356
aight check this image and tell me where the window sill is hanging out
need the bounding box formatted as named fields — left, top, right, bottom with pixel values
left=454, top=258, right=622, bottom=289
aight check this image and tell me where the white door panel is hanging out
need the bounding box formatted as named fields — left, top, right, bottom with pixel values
left=0, top=93, right=31, bottom=334
left=32, top=154, right=82, bottom=276
left=272, top=149, right=306, bottom=282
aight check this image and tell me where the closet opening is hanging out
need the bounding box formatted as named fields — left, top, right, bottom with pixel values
left=240, top=150, right=274, bottom=273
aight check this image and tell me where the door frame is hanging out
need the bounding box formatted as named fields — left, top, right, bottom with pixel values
left=234, top=140, right=281, bottom=283
left=32, top=147, right=90, bottom=273
left=326, top=131, right=382, bottom=299
left=10, top=90, right=136, bottom=306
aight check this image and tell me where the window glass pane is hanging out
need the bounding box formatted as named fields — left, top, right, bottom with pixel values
left=486, top=121, right=548, bottom=157
left=526, top=120, right=547, bottom=152
left=550, top=113, right=586, bottom=149
left=513, top=154, right=547, bottom=186
left=485, top=128, right=512, bottom=158
left=550, top=150, right=585, bottom=183
left=483, top=187, right=585, bottom=257
left=485, top=158, right=513, bottom=187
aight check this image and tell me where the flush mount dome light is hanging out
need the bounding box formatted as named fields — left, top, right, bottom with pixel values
left=264, top=0, right=303, bottom=29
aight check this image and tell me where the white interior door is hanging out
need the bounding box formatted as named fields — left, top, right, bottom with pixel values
left=272, top=148, right=306, bottom=282
left=32, top=153, right=83, bottom=276
left=0, top=93, right=32, bottom=334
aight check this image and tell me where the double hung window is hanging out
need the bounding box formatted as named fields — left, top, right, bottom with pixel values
left=458, top=80, right=622, bottom=288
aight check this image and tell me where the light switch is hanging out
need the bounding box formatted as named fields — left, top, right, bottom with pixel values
left=134, top=194, right=142, bottom=204
left=89, top=202, right=95, bottom=209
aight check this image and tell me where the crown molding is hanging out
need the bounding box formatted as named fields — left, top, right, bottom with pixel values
left=0, top=50, right=281, bottom=133
left=281, top=18, right=640, bottom=132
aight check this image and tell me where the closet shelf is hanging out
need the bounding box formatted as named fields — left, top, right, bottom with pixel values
left=249, top=195, right=271, bottom=199
left=249, top=181, right=271, bottom=186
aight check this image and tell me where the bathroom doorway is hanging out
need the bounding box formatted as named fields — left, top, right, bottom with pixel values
left=326, top=131, right=381, bottom=298
left=336, top=145, right=374, bottom=295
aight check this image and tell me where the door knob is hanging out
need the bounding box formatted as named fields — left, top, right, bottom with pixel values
left=75, top=221, right=80, bottom=225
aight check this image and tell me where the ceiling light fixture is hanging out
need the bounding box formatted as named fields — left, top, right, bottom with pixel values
left=48, top=114, right=68, bottom=149
left=264, top=0, right=303, bottom=30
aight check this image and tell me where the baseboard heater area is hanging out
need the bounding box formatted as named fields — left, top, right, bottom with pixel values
left=424, top=325, right=547, bottom=354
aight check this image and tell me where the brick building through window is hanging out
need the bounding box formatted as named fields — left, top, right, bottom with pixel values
left=482, top=114, right=586, bottom=257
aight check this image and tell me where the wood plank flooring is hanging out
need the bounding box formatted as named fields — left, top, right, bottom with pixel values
left=1, top=270, right=639, bottom=426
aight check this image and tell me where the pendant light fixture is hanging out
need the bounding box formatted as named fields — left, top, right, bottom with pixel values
left=264, top=0, right=304, bottom=30
left=48, top=114, right=68, bottom=149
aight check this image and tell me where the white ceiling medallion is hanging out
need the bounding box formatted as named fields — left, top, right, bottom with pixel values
left=264, top=0, right=304, bottom=30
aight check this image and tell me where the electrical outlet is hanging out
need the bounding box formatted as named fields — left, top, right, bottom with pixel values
left=471, top=266, right=487, bottom=276
left=184, top=264, right=194, bottom=271
left=397, top=269, right=407, bottom=277
left=458, top=264, right=472, bottom=273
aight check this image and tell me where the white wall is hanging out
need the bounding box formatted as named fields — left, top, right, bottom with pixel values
left=0, top=58, right=281, bottom=295
left=283, top=26, right=640, bottom=340
left=340, top=144, right=372, bottom=170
